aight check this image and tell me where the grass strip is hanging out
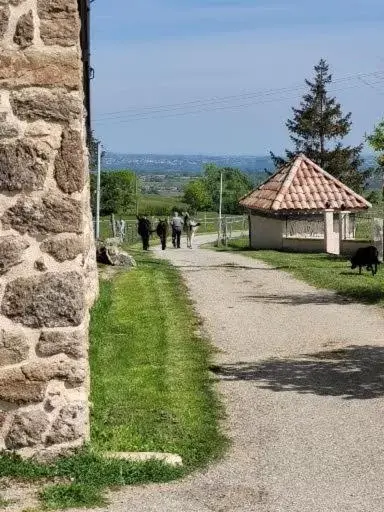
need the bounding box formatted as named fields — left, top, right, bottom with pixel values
left=90, top=249, right=227, bottom=468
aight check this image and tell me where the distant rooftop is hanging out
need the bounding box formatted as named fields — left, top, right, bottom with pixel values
left=239, top=154, right=371, bottom=213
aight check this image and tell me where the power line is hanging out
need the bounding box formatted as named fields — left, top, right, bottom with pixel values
left=93, top=70, right=384, bottom=122
left=93, top=77, right=384, bottom=125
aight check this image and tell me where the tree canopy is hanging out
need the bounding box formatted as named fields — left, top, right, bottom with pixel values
left=90, top=170, right=136, bottom=216
left=271, top=59, right=366, bottom=191
left=183, top=164, right=253, bottom=214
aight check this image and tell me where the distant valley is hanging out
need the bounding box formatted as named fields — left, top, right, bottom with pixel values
left=102, top=153, right=275, bottom=174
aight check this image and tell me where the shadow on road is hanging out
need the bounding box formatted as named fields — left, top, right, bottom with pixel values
left=211, top=345, right=384, bottom=400
left=242, top=292, right=352, bottom=306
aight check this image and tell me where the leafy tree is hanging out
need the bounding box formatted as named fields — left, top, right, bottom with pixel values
left=202, top=164, right=253, bottom=214
left=366, top=120, right=384, bottom=196
left=90, top=170, right=136, bottom=216
left=271, top=59, right=366, bottom=191
left=183, top=179, right=212, bottom=212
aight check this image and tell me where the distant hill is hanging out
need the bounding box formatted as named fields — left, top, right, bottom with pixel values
left=102, top=152, right=376, bottom=176
left=102, top=153, right=275, bottom=174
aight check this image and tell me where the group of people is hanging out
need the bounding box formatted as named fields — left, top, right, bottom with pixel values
left=137, top=211, right=200, bottom=251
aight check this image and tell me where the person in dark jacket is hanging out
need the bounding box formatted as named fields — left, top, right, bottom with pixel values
left=137, top=215, right=151, bottom=250
left=156, top=219, right=169, bottom=250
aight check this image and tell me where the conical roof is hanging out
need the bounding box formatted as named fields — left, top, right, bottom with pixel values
left=240, top=154, right=371, bottom=212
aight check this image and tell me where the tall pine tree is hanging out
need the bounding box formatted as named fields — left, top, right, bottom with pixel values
left=271, top=59, right=366, bottom=191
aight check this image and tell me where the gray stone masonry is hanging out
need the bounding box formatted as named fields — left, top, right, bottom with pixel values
left=0, top=0, right=98, bottom=458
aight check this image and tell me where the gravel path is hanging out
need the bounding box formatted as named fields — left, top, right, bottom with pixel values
left=107, top=235, right=384, bottom=511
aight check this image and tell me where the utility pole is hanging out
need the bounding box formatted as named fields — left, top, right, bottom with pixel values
left=217, top=170, right=223, bottom=246
left=95, top=141, right=102, bottom=239
left=135, top=173, right=139, bottom=216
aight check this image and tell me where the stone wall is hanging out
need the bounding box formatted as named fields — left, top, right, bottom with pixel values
left=0, top=0, right=98, bottom=459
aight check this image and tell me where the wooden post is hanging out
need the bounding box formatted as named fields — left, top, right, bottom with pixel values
left=111, top=213, right=116, bottom=238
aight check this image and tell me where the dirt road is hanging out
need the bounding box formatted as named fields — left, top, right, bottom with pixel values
left=107, top=235, right=384, bottom=511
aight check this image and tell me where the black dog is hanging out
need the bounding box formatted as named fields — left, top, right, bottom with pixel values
left=350, top=246, right=380, bottom=276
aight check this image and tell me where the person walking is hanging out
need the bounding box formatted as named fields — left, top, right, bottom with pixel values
left=137, top=214, right=151, bottom=250
left=170, top=211, right=183, bottom=248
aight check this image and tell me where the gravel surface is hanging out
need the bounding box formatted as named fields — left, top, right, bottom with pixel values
left=85, top=235, right=384, bottom=511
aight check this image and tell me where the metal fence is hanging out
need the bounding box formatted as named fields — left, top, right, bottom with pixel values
left=95, top=214, right=248, bottom=245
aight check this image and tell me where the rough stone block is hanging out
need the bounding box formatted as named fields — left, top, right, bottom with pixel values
left=46, top=402, right=86, bottom=445
left=54, top=129, right=84, bottom=193
left=0, top=329, right=29, bottom=367
left=13, top=10, right=34, bottom=47
left=1, top=271, right=85, bottom=328
left=2, top=195, right=83, bottom=236
left=41, top=235, right=83, bottom=262
left=0, top=3, right=9, bottom=38
left=11, top=88, right=82, bottom=122
left=37, top=330, right=86, bottom=359
left=0, top=367, right=46, bottom=404
left=0, top=140, right=49, bottom=192
left=0, top=235, right=29, bottom=274
left=0, top=121, right=19, bottom=138
left=5, top=409, right=49, bottom=449
left=0, top=50, right=81, bottom=89
left=22, top=358, right=86, bottom=386
left=37, top=0, right=80, bottom=47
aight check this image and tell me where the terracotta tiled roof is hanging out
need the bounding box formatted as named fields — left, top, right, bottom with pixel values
left=240, top=154, right=371, bottom=212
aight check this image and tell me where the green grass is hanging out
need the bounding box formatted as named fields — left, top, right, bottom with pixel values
left=0, top=450, right=183, bottom=509
left=209, top=238, right=384, bottom=305
left=39, top=484, right=106, bottom=510
left=90, top=249, right=227, bottom=469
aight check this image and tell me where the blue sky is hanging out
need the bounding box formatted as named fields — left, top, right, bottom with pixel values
left=91, top=0, right=384, bottom=155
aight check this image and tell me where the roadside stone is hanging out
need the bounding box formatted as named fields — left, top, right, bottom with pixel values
left=40, top=235, right=83, bottom=262
left=22, top=358, right=86, bottom=386
left=54, top=129, right=84, bottom=193
left=0, top=235, right=29, bottom=274
left=104, top=452, right=183, bottom=467
left=11, top=88, right=82, bottom=122
left=2, top=194, right=83, bottom=236
left=37, top=0, right=80, bottom=47
left=0, top=367, right=46, bottom=404
left=0, top=140, right=49, bottom=192
left=1, top=271, right=85, bottom=328
left=0, top=50, right=81, bottom=89
left=97, top=242, right=137, bottom=268
left=34, top=257, right=47, bottom=272
left=0, top=3, right=9, bottom=38
left=37, top=330, right=85, bottom=359
left=13, top=10, right=34, bottom=47
left=0, top=329, right=29, bottom=367
left=46, top=402, right=86, bottom=445
left=5, top=410, right=49, bottom=449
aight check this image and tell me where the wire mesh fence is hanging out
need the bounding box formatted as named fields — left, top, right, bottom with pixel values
left=94, top=214, right=248, bottom=245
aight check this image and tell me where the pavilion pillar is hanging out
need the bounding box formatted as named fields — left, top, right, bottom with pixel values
left=324, top=209, right=339, bottom=254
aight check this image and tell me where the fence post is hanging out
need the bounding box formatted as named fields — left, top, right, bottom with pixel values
left=204, top=212, right=207, bottom=231
left=111, top=213, right=116, bottom=238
